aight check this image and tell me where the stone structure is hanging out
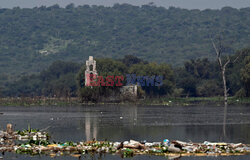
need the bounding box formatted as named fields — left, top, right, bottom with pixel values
left=84, top=56, right=137, bottom=99
left=120, top=85, right=138, bottom=98
left=85, top=56, right=98, bottom=86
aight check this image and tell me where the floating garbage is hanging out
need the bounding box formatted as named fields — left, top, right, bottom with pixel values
left=0, top=126, right=49, bottom=142
left=0, top=124, right=250, bottom=158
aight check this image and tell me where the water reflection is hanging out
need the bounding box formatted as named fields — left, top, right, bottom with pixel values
left=82, top=105, right=138, bottom=141
left=84, top=112, right=97, bottom=141
left=223, top=103, right=227, bottom=139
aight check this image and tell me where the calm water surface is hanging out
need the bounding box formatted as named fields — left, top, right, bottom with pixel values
left=0, top=104, right=250, bottom=160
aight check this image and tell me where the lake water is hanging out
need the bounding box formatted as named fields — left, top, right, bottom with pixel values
left=0, top=104, right=250, bottom=159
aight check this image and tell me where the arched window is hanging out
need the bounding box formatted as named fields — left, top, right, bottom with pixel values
left=89, top=64, right=93, bottom=71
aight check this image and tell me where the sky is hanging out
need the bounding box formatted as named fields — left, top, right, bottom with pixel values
left=1, top=0, right=250, bottom=10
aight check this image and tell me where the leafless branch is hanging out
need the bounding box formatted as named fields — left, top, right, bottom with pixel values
left=211, top=38, right=223, bottom=70
left=223, top=56, right=230, bottom=68
left=211, top=39, right=219, bottom=56
left=232, top=52, right=242, bottom=63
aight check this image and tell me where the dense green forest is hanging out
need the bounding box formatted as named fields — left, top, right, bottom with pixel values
left=0, top=4, right=250, bottom=80
left=1, top=48, right=249, bottom=99
left=0, top=4, right=249, bottom=100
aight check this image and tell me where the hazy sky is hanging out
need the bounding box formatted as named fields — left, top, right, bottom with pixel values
left=1, top=0, right=250, bottom=10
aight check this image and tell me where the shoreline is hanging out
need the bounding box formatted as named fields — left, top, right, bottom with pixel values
left=0, top=97, right=249, bottom=106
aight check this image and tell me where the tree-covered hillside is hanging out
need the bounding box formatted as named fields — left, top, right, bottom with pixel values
left=1, top=49, right=249, bottom=98
left=0, top=4, right=250, bottom=78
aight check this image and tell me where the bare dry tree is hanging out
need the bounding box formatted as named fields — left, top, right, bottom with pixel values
left=211, top=38, right=241, bottom=106
left=211, top=38, right=230, bottom=106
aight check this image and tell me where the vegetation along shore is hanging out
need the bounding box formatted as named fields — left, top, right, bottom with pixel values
left=0, top=97, right=249, bottom=107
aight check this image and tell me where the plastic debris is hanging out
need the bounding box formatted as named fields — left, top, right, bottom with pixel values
left=145, top=142, right=153, bottom=147
left=0, top=125, right=250, bottom=158
left=152, top=142, right=161, bottom=147
left=163, top=139, right=170, bottom=146
left=113, top=142, right=121, bottom=148
left=168, top=144, right=181, bottom=153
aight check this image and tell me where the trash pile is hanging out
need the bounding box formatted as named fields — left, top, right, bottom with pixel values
left=0, top=124, right=250, bottom=158
left=15, top=129, right=48, bottom=141
left=0, top=124, right=49, bottom=141
left=0, top=124, right=49, bottom=153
